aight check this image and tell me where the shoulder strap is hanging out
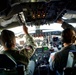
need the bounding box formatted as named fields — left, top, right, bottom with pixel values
left=4, top=52, right=17, bottom=67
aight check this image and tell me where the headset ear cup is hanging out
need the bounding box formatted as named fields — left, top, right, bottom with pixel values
left=5, top=41, right=12, bottom=48
left=72, top=36, right=75, bottom=43
left=61, top=38, right=64, bottom=43
left=61, top=36, right=66, bottom=43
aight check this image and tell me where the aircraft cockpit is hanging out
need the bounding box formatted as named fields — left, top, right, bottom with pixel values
left=0, top=0, right=76, bottom=75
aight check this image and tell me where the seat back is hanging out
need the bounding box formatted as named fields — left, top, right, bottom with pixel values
left=0, top=54, right=26, bottom=75
left=63, top=67, right=76, bottom=75
left=66, top=52, right=74, bottom=67
left=0, top=54, right=16, bottom=69
left=64, top=50, right=76, bottom=75
left=66, top=50, right=76, bottom=67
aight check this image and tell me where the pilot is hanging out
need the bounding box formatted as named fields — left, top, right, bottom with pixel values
left=49, top=28, right=76, bottom=74
left=0, top=25, right=36, bottom=75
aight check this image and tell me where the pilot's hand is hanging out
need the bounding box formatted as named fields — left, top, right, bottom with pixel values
left=57, top=18, right=64, bottom=24
left=23, top=25, right=28, bottom=34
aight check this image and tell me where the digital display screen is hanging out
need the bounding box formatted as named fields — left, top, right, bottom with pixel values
left=53, top=37, right=58, bottom=42
left=43, top=47, right=48, bottom=51
left=36, top=48, right=43, bottom=52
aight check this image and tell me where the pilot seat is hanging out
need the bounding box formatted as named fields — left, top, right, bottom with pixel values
left=0, top=54, right=26, bottom=75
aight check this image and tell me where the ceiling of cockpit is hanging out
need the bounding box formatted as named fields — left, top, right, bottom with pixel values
left=0, top=0, right=76, bottom=30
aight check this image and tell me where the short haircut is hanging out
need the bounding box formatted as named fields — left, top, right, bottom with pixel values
left=1, top=29, right=15, bottom=48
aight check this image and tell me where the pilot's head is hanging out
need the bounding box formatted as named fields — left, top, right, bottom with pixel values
left=61, top=28, right=76, bottom=46
left=1, top=29, right=16, bottom=50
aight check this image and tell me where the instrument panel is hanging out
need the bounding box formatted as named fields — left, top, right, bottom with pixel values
left=31, top=46, right=50, bottom=65
left=36, top=46, right=49, bottom=53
